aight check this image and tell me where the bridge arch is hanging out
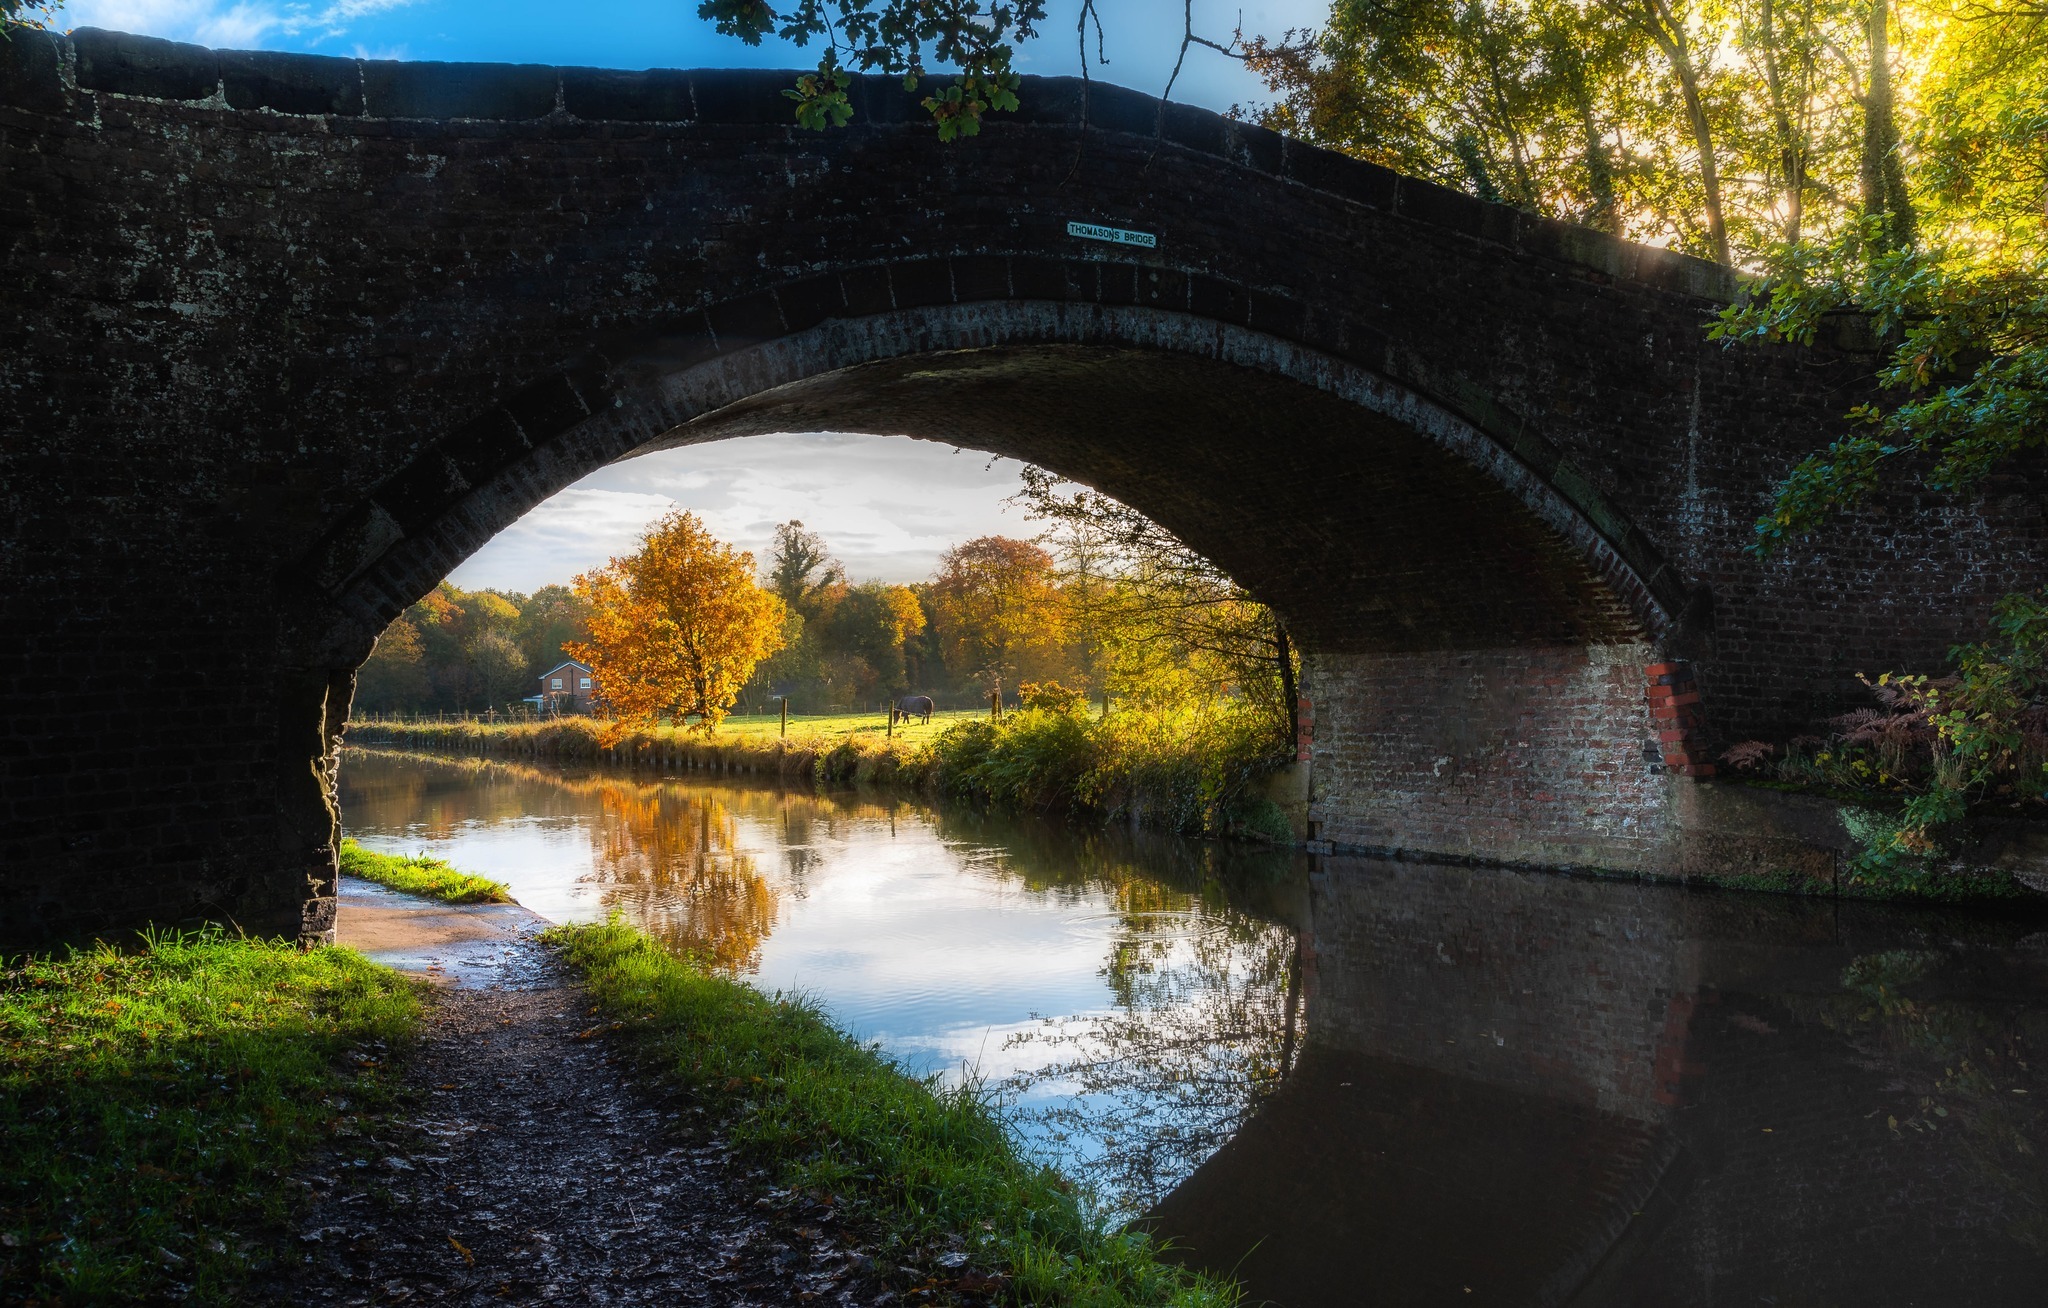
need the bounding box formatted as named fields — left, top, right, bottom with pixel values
left=296, top=292, right=1676, bottom=664
left=276, top=285, right=1694, bottom=942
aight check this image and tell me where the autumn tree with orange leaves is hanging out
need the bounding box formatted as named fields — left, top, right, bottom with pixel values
left=568, top=511, right=785, bottom=735
left=925, top=536, right=1071, bottom=699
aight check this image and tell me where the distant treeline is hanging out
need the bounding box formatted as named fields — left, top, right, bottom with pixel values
left=354, top=583, right=591, bottom=715
left=358, top=480, right=1300, bottom=748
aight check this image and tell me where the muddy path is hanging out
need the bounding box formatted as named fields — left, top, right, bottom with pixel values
left=269, top=880, right=886, bottom=1306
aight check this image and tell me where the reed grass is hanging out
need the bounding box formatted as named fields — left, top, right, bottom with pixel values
left=348, top=702, right=1292, bottom=842
left=346, top=715, right=936, bottom=787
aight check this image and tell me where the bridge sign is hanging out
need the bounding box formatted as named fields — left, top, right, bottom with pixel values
left=1067, top=221, right=1158, bottom=249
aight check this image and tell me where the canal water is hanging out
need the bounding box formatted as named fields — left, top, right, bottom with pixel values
left=340, top=747, right=2048, bottom=1306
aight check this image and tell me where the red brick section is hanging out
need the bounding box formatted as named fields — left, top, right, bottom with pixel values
left=1646, top=661, right=1715, bottom=778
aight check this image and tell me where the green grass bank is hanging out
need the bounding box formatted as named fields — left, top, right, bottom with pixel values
left=348, top=703, right=1294, bottom=841
left=339, top=836, right=514, bottom=903
left=545, top=918, right=1239, bottom=1307
left=0, top=931, right=422, bottom=1302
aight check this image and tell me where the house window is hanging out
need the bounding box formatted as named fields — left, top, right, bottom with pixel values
left=551, top=678, right=563, bottom=689
left=579, top=678, right=592, bottom=690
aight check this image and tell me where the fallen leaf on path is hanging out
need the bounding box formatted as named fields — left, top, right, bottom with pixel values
left=448, top=1234, right=475, bottom=1266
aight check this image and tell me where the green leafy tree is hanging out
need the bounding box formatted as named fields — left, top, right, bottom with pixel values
left=513, top=584, right=593, bottom=682
left=824, top=581, right=928, bottom=693
left=466, top=628, right=534, bottom=712
left=698, top=0, right=1030, bottom=137
left=926, top=535, right=1072, bottom=699
left=1012, top=467, right=1299, bottom=747
left=1241, top=0, right=1925, bottom=265
left=1709, top=2, right=2048, bottom=875
left=766, top=520, right=845, bottom=617
left=1716, top=1, right=2048, bottom=547
left=1242, top=0, right=1642, bottom=220
left=354, top=617, right=430, bottom=713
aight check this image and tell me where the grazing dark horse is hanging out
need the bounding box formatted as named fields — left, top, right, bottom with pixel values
left=893, top=695, right=934, bottom=726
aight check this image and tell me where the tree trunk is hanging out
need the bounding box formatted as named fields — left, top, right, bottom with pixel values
left=1617, top=0, right=1731, bottom=263
left=1275, top=620, right=1300, bottom=752
left=1861, top=0, right=1918, bottom=249
left=1672, top=53, right=1731, bottom=264
left=1758, top=0, right=1807, bottom=244
left=1569, top=51, right=1619, bottom=233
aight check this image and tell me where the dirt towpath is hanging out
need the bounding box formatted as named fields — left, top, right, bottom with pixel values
left=269, top=878, right=885, bottom=1305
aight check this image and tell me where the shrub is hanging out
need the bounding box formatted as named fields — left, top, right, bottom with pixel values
left=1017, top=679, right=1088, bottom=714
left=1720, top=592, right=2048, bottom=891
left=928, top=700, right=1286, bottom=837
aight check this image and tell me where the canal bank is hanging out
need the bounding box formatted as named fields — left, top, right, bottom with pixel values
left=272, top=877, right=894, bottom=1304
left=345, top=703, right=1297, bottom=847
left=276, top=875, right=1234, bottom=1306
left=0, top=926, right=424, bottom=1301
left=350, top=717, right=2048, bottom=906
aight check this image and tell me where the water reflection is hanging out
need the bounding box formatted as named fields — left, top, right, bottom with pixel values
left=341, top=748, right=2048, bottom=1304
left=337, top=747, right=1301, bottom=1212
left=1152, top=857, right=2048, bottom=1306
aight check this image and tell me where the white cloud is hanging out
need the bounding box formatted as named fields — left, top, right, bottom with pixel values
left=64, top=0, right=413, bottom=50
left=447, top=432, right=1040, bottom=594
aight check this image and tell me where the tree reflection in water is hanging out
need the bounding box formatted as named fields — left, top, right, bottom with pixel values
left=997, top=911, right=1300, bottom=1213
left=586, top=781, right=781, bottom=973
left=912, top=811, right=1306, bottom=1213
left=339, top=747, right=1310, bottom=1213
left=338, top=748, right=793, bottom=970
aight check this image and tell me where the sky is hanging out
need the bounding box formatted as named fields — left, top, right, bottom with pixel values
left=56, top=0, right=1332, bottom=591
left=463, top=434, right=1040, bottom=589
left=60, top=0, right=1323, bottom=111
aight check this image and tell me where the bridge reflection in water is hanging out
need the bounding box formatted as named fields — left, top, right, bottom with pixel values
left=1154, top=857, right=2048, bottom=1305
left=339, top=749, right=2048, bottom=1305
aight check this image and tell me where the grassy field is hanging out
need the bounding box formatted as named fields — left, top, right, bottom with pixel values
left=696, top=708, right=988, bottom=746
left=547, top=918, right=1239, bottom=1307
left=351, top=708, right=992, bottom=746
left=338, top=837, right=514, bottom=904
left=0, top=931, right=422, bottom=1302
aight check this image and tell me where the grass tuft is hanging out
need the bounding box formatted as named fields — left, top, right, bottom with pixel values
left=0, top=929, right=423, bottom=1303
left=338, top=837, right=514, bottom=904
left=545, top=917, right=1239, bottom=1307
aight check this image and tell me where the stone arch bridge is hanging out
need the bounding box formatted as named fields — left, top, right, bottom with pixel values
left=2, top=28, right=2038, bottom=948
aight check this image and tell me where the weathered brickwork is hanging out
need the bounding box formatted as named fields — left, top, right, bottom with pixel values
left=1304, top=644, right=1678, bottom=871
left=2, top=28, right=2043, bottom=946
